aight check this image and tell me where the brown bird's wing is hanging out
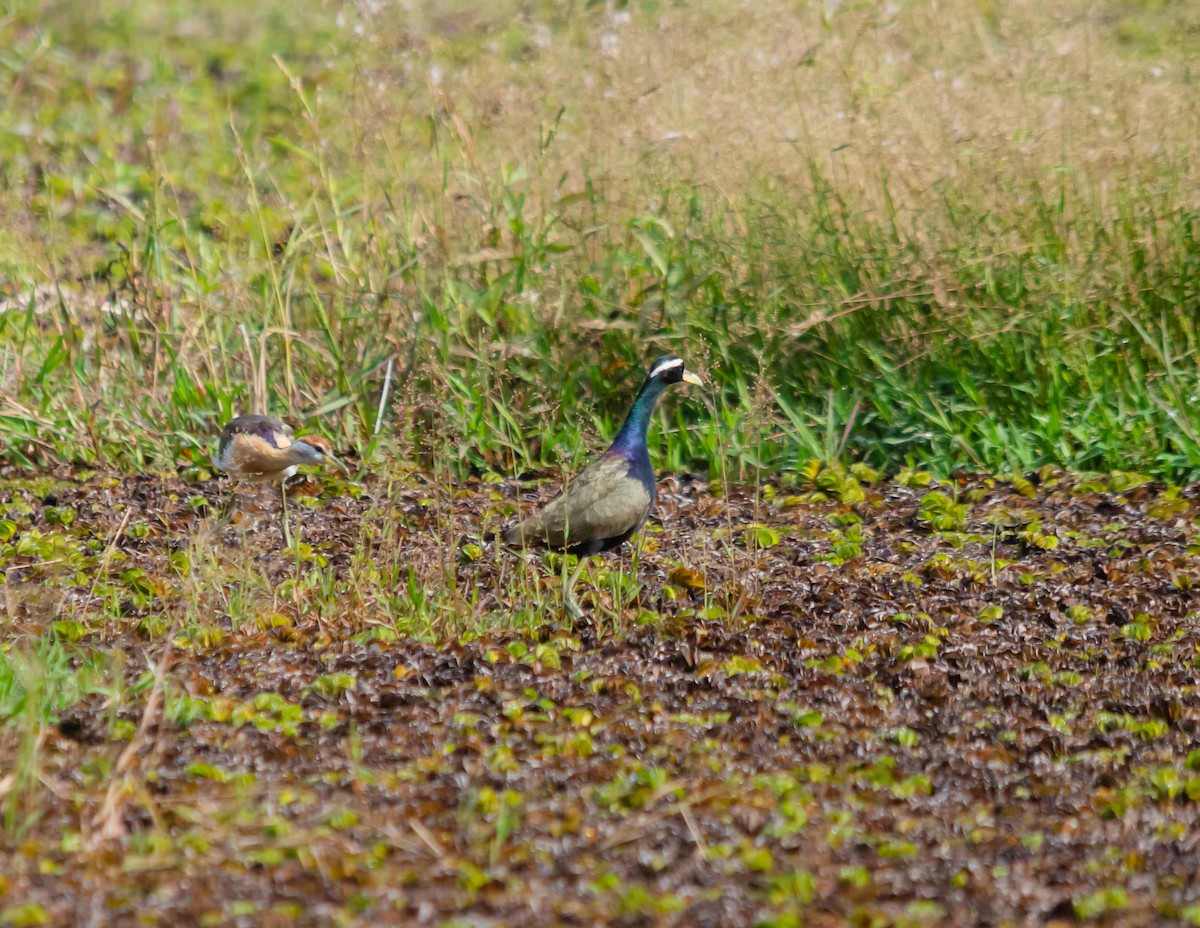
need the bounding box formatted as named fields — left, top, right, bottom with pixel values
left=218, top=415, right=293, bottom=453
left=503, top=454, right=652, bottom=550
left=216, top=415, right=296, bottom=479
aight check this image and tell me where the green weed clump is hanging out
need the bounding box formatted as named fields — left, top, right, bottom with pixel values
left=1, top=0, right=1199, bottom=481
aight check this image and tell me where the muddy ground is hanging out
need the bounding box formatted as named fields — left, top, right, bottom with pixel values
left=1, top=467, right=1199, bottom=927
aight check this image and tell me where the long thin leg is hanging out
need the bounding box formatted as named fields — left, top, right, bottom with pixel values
left=210, top=481, right=237, bottom=539
left=629, top=536, right=644, bottom=609
left=564, top=556, right=588, bottom=618
left=278, top=482, right=293, bottom=548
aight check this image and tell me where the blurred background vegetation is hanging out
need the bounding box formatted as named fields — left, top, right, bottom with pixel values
left=1, top=0, right=1199, bottom=481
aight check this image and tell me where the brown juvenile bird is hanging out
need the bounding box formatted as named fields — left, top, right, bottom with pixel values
left=214, top=414, right=347, bottom=547
left=503, top=355, right=702, bottom=615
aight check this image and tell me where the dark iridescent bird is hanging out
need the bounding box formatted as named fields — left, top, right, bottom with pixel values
left=214, top=414, right=347, bottom=547
left=503, top=355, right=702, bottom=614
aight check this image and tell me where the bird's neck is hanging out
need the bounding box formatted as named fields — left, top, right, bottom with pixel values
left=609, top=376, right=666, bottom=460
left=283, top=442, right=319, bottom=467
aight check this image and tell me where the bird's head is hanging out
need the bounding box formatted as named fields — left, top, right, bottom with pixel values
left=647, top=355, right=704, bottom=387
left=292, top=435, right=350, bottom=473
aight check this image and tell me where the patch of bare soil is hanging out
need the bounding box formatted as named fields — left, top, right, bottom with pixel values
left=2, top=468, right=1199, bottom=926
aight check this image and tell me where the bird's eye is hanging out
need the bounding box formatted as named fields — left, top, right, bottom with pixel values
left=649, top=358, right=683, bottom=379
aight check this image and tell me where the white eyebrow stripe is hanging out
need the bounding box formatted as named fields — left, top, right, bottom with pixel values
left=649, top=358, right=684, bottom=378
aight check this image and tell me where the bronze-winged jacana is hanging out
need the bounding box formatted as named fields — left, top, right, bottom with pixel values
left=503, top=355, right=702, bottom=615
left=214, top=414, right=347, bottom=547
